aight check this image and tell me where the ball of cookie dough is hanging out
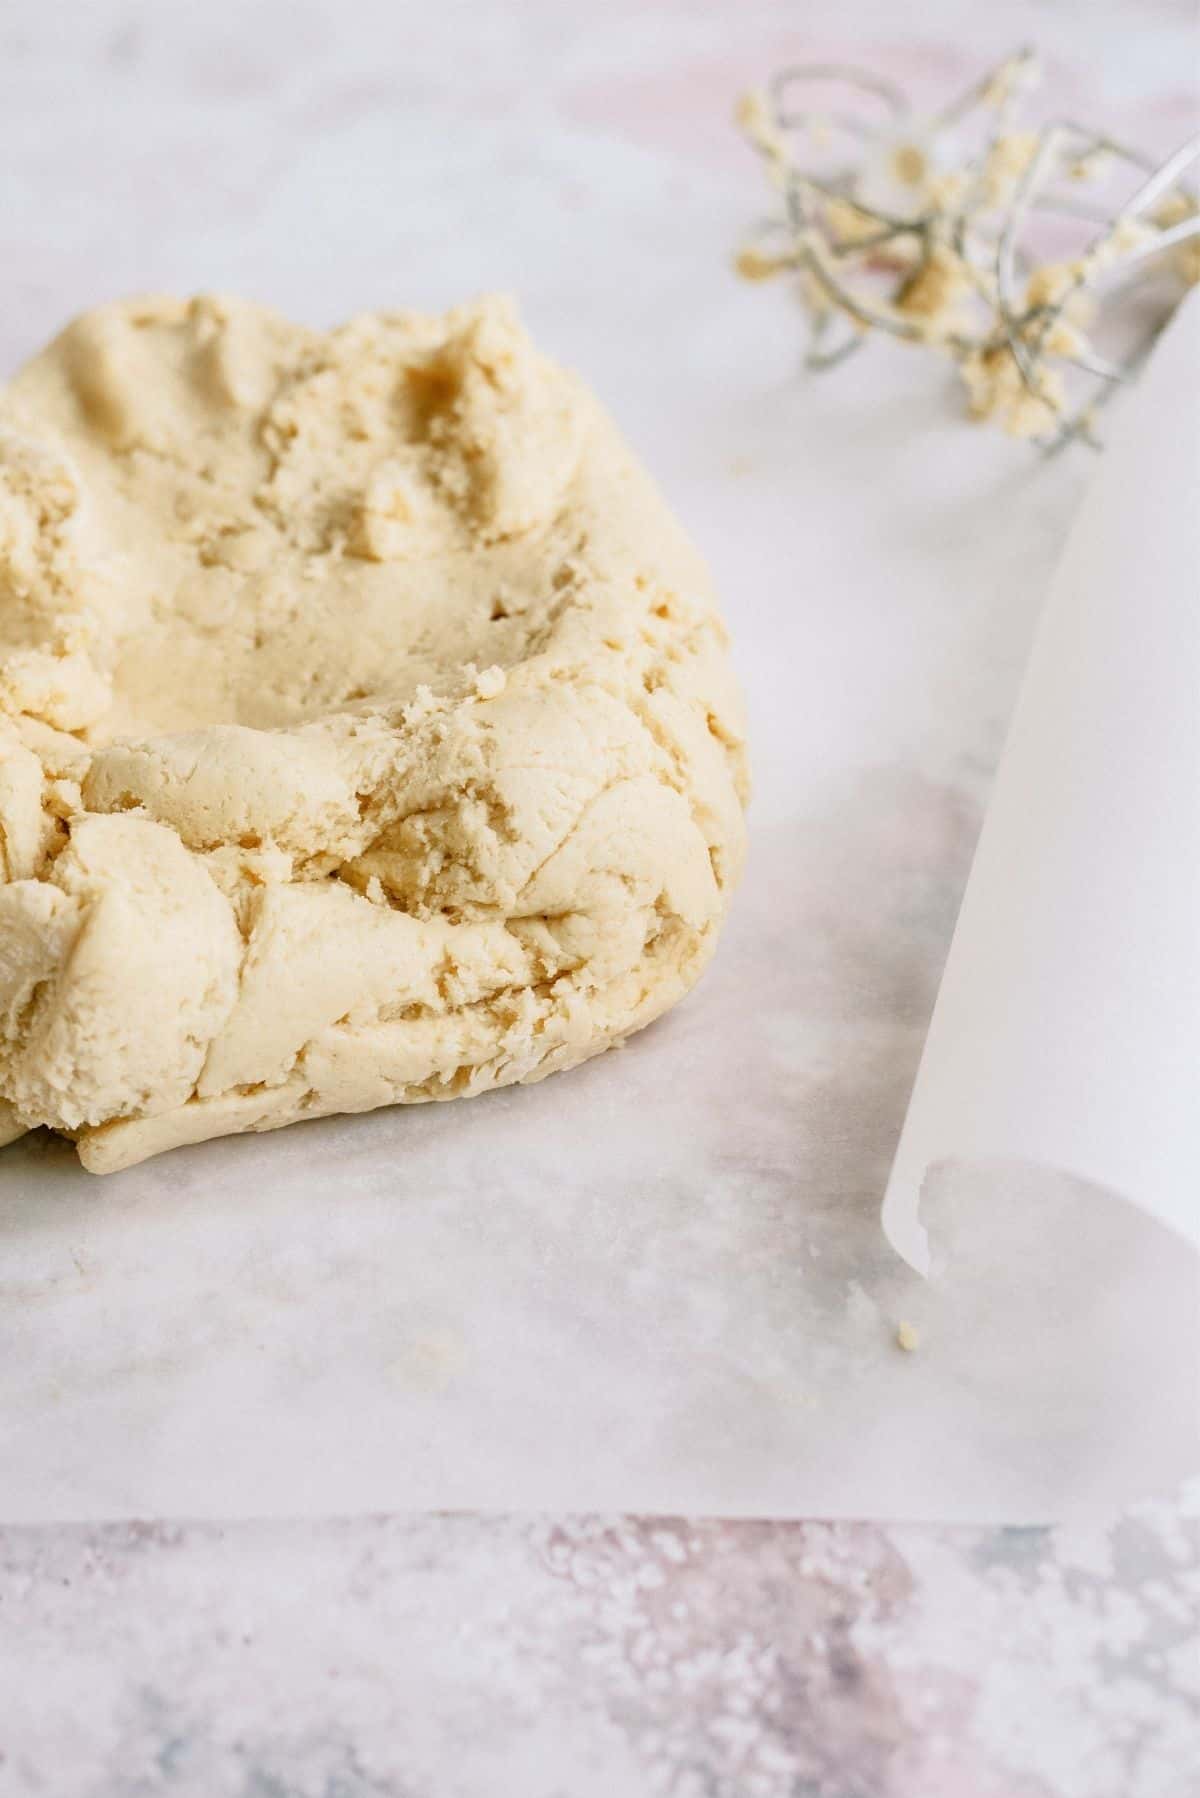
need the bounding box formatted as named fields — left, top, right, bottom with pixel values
left=0, top=292, right=748, bottom=1172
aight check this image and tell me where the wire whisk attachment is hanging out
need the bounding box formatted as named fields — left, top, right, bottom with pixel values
left=735, top=49, right=1200, bottom=450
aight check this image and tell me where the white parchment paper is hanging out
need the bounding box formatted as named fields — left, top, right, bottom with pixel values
left=1, top=66, right=1197, bottom=1524
left=884, top=295, right=1200, bottom=1271
left=2, top=298, right=1196, bottom=1525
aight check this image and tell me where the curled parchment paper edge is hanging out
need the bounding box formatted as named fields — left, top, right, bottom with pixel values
left=883, top=292, right=1200, bottom=1277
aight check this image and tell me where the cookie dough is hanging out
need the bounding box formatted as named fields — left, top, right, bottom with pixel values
left=0, top=294, right=748, bottom=1173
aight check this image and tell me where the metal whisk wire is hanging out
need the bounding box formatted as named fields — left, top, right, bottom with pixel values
left=736, top=51, right=1200, bottom=450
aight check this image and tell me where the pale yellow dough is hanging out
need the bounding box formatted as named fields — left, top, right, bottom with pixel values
left=0, top=293, right=747, bottom=1173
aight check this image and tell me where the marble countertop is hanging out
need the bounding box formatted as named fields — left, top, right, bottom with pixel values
left=1, top=0, right=1197, bottom=1791
left=4, top=1501, right=1197, bottom=1796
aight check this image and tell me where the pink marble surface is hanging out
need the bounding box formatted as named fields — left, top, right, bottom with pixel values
left=2, top=1503, right=1197, bottom=1796
left=1, top=0, right=1197, bottom=1791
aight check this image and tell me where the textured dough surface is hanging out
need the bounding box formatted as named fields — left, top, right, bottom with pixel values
left=0, top=293, right=748, bottom=1173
